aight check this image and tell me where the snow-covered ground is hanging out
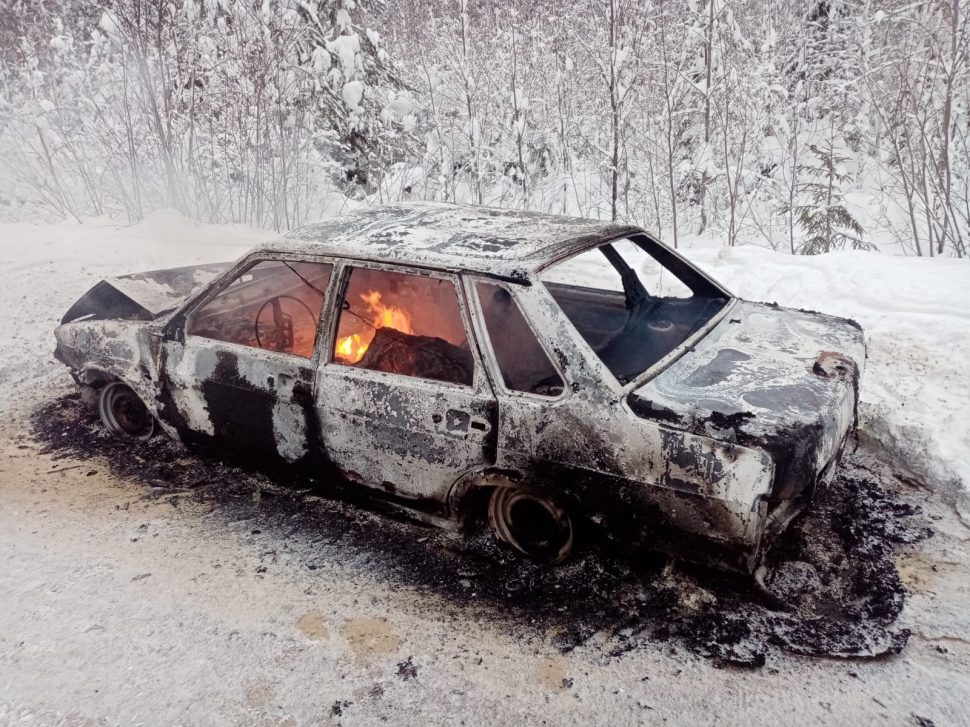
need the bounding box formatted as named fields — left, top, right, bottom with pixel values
left=2, top=211, right=967, bottom=504
left=0, top=210, right=262, bottom=410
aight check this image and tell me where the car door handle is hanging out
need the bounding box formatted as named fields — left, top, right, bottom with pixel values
left=437, top=410, right=490, bottom=435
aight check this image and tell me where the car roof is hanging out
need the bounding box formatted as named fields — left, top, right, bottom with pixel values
left=264, top=202, right=642, bottom=278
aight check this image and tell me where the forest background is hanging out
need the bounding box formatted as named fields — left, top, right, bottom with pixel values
left=1, top=0, right=967, bottom=257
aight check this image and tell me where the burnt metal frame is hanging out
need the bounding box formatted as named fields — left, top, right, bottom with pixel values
left=308, top=259, right=501, bottom=502
left=160, top=228, right=738, bottom=410
left=54, top=213, right=866, bottom=576
left=163, top=226, right=738, bottom=413
left=177, top=255, right=338, bottom=400
left=182, top=257, right=337, bottom=362
left=534, top=231, right=737, bottom=394
left=535, top=230, right=732, bottom=297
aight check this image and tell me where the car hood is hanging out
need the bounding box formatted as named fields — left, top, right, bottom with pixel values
left=628, top=300, right=865, bottom=498
left=61, top=263, right=231, bottom=324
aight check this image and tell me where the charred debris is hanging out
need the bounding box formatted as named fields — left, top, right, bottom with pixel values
left=32, top=393, right=929, bottom=668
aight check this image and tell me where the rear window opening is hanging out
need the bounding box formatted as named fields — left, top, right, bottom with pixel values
left=476, top=281, right=564, bottom=397
left=540, top=235, right=729, bottom=384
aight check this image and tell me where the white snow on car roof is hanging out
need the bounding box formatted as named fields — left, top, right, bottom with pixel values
left=265, top=202, right=640, bottom=276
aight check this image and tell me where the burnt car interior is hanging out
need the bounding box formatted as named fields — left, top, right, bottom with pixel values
left=188, top=260, right=333, bottom=358
left=332, top=267, right=474, bottom=386
left=541, top=236, right=729, bottom=384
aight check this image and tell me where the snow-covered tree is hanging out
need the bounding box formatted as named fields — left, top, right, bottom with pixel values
left=0, top=0, right=408, bottom=228
left=789, top=129, right=868, bottom=254
left=2, top=0, right=968, bottom=256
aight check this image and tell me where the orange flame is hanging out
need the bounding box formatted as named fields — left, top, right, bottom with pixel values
left=335, top=290, right=414, bottom=364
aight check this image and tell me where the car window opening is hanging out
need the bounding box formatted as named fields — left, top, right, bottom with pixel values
left=333, top=267, right=474, bottom=386
left=540, top=236, right=728, bottom=384
left=188, top=260, right=333, bottom=358
left=476, top=282, right=564, bottom=396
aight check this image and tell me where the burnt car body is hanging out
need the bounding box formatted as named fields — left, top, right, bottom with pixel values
left=54, top=203, right=865, bottom=573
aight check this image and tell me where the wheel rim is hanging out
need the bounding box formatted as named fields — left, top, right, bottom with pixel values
left=99, top=382, right=154, bottom=440
left=488, top=487, right=573, bottom=564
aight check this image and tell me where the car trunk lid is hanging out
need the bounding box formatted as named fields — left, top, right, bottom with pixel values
left=61, top=263, right=231, bottom=324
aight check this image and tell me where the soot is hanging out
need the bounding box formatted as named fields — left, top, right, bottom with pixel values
left=31, top=393, right=929, bottom=667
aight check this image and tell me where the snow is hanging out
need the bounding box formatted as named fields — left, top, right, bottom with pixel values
left=341, top=80, right=365, bottom=110
left=1, top=443, right=961, bottom=727
left=311, top=45, right=331, bottom=74
left=97, top=10, right=120, bottom=40
left=327, top=34, right=360, bottom=78
left=0, top=210, right=262, bottom=411
left=0, top=209, right=967, bottom=511
left=385, top=91, right=417, bottom=130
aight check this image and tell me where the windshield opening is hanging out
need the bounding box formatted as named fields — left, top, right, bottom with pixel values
left=539, top=235, right=729, bottom=384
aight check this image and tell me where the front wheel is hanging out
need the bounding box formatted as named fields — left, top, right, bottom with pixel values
left=487, top=486, right=574, bottom=564
left=98, top=382, right=155, bottom=440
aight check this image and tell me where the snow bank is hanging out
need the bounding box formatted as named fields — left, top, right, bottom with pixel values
left=683, top=244, right=970, bottom=504
left=1, top=211, right=966, bottom=504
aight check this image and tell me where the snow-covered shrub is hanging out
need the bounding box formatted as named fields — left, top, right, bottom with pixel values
left=0, top=0, right=412, bottom=229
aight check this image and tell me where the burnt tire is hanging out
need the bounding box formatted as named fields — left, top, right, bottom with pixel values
left=487, top=486, right=574, bottom=564
left=98, top=382, right=155, bottom=440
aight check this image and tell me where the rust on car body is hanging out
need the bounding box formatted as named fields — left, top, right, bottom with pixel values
left=53, top=202, right=865, bottom=574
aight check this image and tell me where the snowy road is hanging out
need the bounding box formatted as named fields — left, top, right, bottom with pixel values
left=1, top=416, right=969, bottom=725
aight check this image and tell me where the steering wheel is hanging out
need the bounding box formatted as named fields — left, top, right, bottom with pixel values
left=254, top=295, right=318, bottom=353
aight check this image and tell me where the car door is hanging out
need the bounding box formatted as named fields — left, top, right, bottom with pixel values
left=159, top=257, right=334, bottom=465
left=314, top=262, right=497, bottom=502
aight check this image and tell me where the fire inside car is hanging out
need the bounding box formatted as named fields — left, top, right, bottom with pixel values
left=332, top=267, right=474, bottom=386
left=53, top=202, right=867, bottom=583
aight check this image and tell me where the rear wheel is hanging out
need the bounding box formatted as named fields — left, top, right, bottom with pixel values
left=98, top=382, right=155, bottom=440
left=487, top=486, right=574, bottom=564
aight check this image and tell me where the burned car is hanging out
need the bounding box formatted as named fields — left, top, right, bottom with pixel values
left=54, top=203, right=865, bottom=573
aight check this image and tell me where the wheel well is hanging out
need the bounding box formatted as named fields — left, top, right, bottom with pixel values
left=448, top=471, right=582, bottom=531
left=79, top=372, right=156, bottom=421
left=454, top=484, right=494, bottom=529
left=76, top=369, right=117, bottom=407
left=78, top=368, right=116, bottom=389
